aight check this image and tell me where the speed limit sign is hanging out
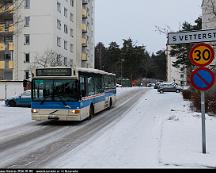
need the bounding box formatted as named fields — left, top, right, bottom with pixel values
left=189, top=43, right=215, bottom=67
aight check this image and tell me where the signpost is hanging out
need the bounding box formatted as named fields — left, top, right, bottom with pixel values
left=168, top=29, right=216, bottom=154
left=189, top=44, right=215, bottom=154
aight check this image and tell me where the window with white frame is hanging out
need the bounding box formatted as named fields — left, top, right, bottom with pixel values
left=70, top=0, right=74, bottom=7
left=24, top=0, right=30, bottom=9
left=24, top=34, right=30, bottom=45
left=70, top=13, right=74, bottom=22
left=57, top=2, right=61, bottom=13
left=57, top=37, right=61, bottom=47
left=64, top=40, right=68, bottom=50
left=24, top=16, right=30, bottom=27
left=64, top=24, right=68, bottom=34
left=64, top=7, right=68, bottom=17
left=57, top=19, right=61, bottom=30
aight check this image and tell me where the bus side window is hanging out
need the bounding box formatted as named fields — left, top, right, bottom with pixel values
left=80, top=76, right=86, bottom=97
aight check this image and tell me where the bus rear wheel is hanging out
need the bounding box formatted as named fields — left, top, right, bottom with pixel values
left=108, top=98, right=112, bottom=109
left=88, top=105, right=94, bottom=120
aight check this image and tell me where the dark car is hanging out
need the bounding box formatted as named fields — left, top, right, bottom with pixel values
left=154, top=82, right=162, bottom=89
left=5, top=90, right=32, bottom=107
left=157, top=83, right=182, bottom=93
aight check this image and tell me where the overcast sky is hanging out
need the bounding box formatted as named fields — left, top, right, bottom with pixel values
left=95, top=0, right=202, bottom=54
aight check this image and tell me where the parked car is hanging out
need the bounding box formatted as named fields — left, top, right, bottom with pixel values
left=5, top=90, right=32, bottom=107
left=116, top=83, right=122, bottom=87
left=154, top=82, right=162, bottom=89
left=157, top=83, right=182, bottom=93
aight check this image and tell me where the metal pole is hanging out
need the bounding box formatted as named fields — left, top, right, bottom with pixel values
left=201, top=91, right=206, bottom=154
left=5, top=83, right=7, bottom=100
left=121, top=60, right=123, bottom=86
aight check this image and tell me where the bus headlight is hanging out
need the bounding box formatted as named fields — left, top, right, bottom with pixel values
left=32, top=109, right=38, bottom=113
left=69, top=110, right=80, bottom=114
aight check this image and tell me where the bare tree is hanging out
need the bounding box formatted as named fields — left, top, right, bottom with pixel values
left=31, top=50, right=64, bottom=69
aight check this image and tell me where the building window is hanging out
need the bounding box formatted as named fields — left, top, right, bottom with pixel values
left=57, top=2, right=61, bottom=13
left=57, top=19, right=61, bottom=30
left=64, top=8, right=68, bottom=17
left=70, top=44, right=73, bottom=53
left=64, top=40, right=68, bottom=50
left=57, top=37, right=61, bottom=47
left=70, top=28, right=73, bottom=37
left=25, top=53, right=30, bottom=63
left=24, top=34, right=30, bottom=45
left=25, top=71, right=30, bottom=79
left=70, top=13, right=74, bottom=22
left=24, top=16, right=30, bottom=27
left=70, top=0, right=74, bottom=7
left=24, top=0, right=30, bottom=9
left=64, top=24, right=68, bottom=34
left=64, top=57, right=67, bottom=66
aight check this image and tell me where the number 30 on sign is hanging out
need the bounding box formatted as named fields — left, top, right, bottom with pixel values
left=189, top=43, right=215, bottom=67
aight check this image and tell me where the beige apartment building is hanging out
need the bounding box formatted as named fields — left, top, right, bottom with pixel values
left=202, top=0, right=216, bottom=66
left=0, top=0, right=95, bottom=81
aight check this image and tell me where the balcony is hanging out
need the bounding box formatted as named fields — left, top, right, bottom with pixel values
left=0, top=24, right=4, bottom=32
left=81, top=53, right=88, bottom=61
left=8, top=61, right=14, bottom=69
left=0, top=61, right=14, bottom=69
left=82, top=37, right=87, bottom=47
left=0, top=42, right=14, bottom=51
left=82, top=9, right=87, bottom=19
left=81, top=24, right=87, bottom=33
left=8, top=42, right=14, bottom=51
left=0, top=24, right=14, bottom=33
left=8, top=25, right=14, bottom=32
left=0, top=61, right=5, bottom=69
left=0, top=4, right=14, bottom=16
left=0, top=43, right=5, bottom=51
left=7, top=4, right=14, bottom=14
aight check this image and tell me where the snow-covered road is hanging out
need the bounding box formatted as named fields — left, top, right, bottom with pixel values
left=1, top=87, right=216, bottom=168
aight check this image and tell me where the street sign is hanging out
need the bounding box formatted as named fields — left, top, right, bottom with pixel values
left=191, top=67, right=215, bottom=91
left=189, top=43, right=215, bottom=67
left=168, top=29, right=216, bottom=45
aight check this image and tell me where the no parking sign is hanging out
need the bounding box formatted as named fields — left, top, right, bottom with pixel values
left=191, top=67, right=215, bottom=91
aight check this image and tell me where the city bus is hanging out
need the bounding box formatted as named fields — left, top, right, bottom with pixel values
left=31, top=67, right=116, bottom=121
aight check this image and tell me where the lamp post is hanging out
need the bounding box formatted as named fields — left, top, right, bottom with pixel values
left=120, top=59, right=125, bottom=86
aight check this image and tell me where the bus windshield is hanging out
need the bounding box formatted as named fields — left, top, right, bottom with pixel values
left=32, top=79, right=80, bottom=102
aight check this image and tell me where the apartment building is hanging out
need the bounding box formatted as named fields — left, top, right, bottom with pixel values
left=0, top=0, right=14, bottom=80
left=166, top=46, right=187, bottom=86
left=0, top=0, right=95, bottom=81
left=202, top=0, right=216, bottom=66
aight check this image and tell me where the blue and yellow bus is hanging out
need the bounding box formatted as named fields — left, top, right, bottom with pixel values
left=31, top=67, right=116, bottom=121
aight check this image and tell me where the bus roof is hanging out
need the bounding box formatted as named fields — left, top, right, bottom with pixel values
left=78, top=68, right=116, bottom=76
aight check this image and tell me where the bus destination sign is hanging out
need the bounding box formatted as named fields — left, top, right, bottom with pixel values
left=36, top=68, right=72, bottom=77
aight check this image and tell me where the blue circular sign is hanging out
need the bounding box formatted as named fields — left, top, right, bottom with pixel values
left=191, top=68, right=215, bottom=91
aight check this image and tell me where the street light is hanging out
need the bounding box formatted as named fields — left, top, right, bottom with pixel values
left=120, top=59, right=125, bottom=86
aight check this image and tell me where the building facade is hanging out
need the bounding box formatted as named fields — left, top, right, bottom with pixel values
left=166, top=46, right=187, bottom=86
left=202, top=0, right=216, bottom=66
left=0, top=0, right=95, bottom=81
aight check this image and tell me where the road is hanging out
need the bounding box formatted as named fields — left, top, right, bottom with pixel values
left=0, top=87, right=149, bottom=168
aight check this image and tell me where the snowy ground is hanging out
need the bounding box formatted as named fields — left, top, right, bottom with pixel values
left=1, top=87, right=216, bottom=168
